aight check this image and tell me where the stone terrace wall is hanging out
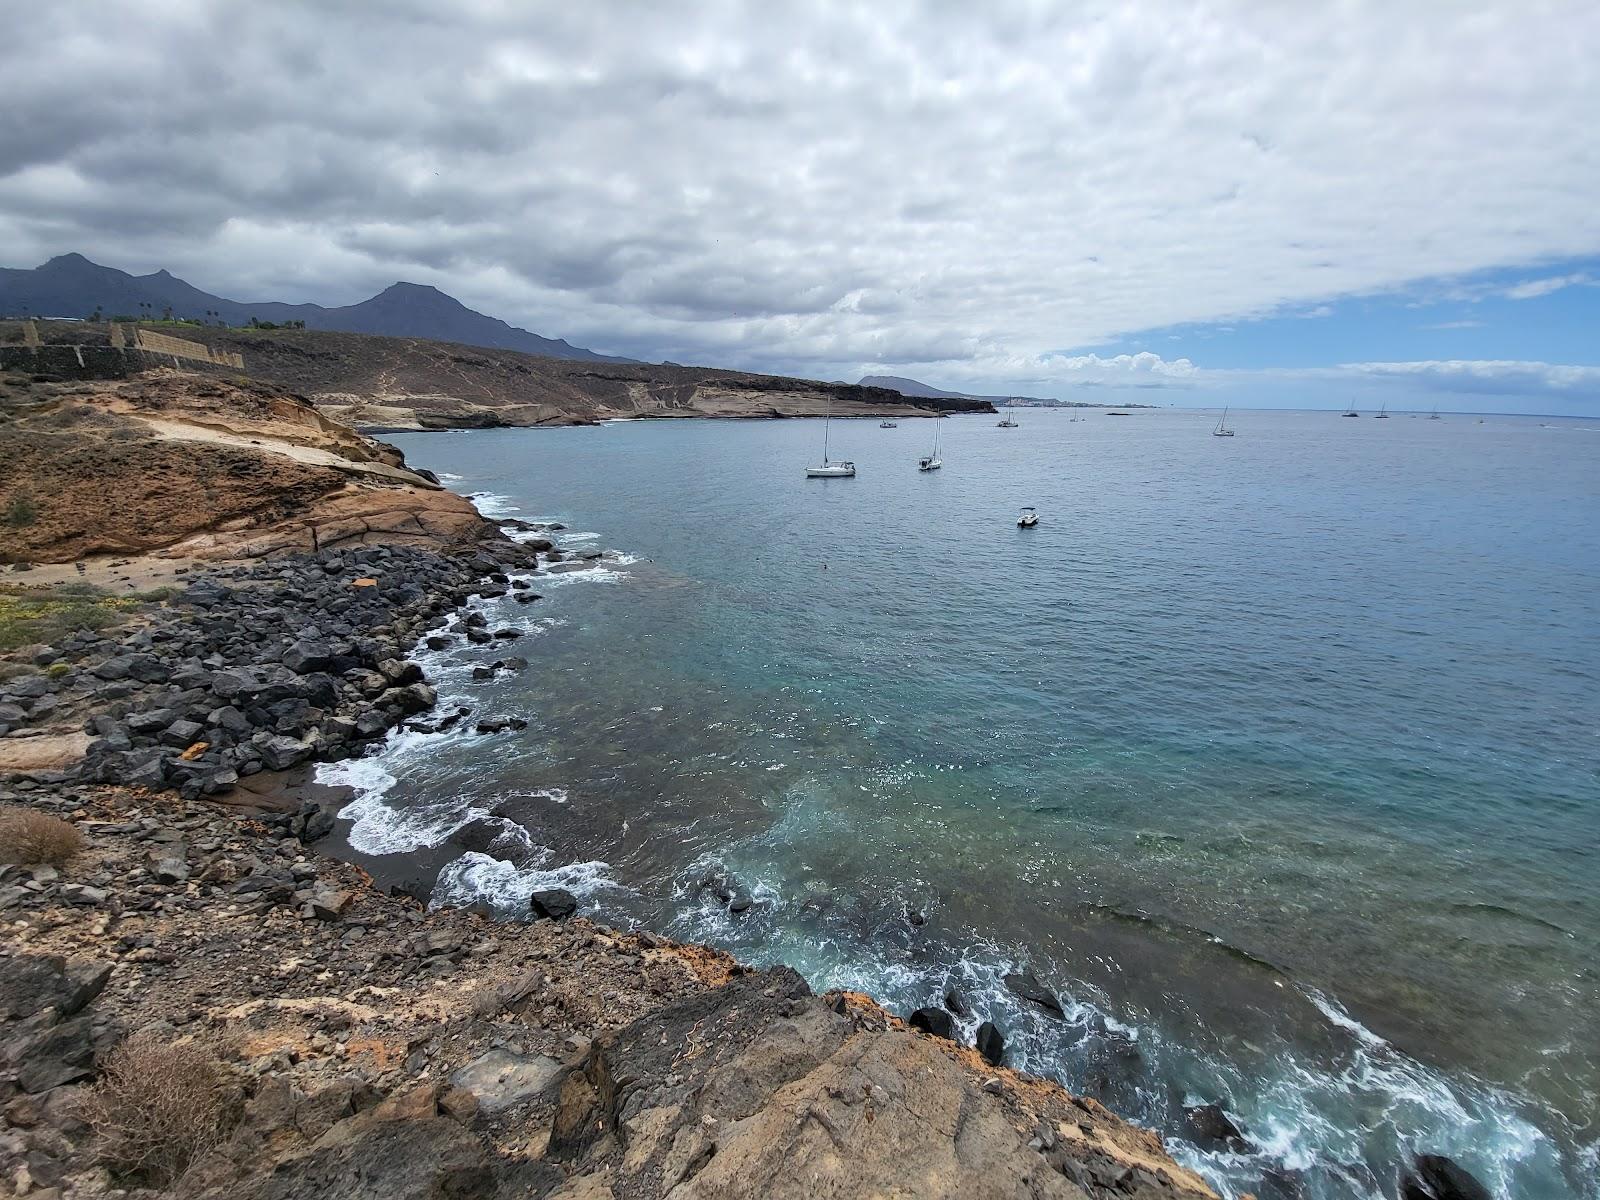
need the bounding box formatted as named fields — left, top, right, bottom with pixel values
left=0, top=344, right=242, bottom=382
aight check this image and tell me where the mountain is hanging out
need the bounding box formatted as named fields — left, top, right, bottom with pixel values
left=0, top=254, right=636, bottom=363
left=858, top=374, right=1060, bottom=405
left=858, top=373, right=1149, bottom=408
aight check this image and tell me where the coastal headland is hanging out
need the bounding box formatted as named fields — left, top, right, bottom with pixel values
left=0, top=320, right=996, bottom=432
left=0, top=367, right=1223, bottom=1198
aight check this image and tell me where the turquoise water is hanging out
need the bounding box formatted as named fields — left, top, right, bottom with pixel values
left=329, top=408, right=1599, bottom=1198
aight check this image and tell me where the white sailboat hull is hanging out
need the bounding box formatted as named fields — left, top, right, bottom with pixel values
left=806, top=462, right=856, bottom=477
left=918, top=457, right=942, bottom=471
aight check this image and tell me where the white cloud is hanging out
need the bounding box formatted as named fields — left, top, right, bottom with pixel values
left=1503, top=272, right=1595, bottom=300
left=1337, top=359, right=1600, bottom=393
left=1, top=2, right=1598, bottom=384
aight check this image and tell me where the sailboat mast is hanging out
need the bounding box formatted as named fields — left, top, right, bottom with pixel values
left=823, top=408, right=830, bottom=462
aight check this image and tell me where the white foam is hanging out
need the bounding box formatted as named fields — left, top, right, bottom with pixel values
left=470, top=492, right=521, bottom=518
left=432, top=851, right=621, bottom=912
left=538, top=564, right=628, bottom=588
left=437, top=471, right=465, bottom=481
left=1303, top=986, right=1390, bottom=1051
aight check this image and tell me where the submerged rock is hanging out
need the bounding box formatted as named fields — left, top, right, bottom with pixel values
left=1401, top=1154, right=1492, bottom=1200
left=1002, top=970, right=1065, bottom=1019
left=1183, top=1102, right=1248, bottom=1151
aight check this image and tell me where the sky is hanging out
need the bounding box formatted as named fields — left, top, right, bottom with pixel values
left=2, top=1, right=1598, bottom=412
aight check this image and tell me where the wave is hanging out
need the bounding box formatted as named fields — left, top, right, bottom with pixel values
left=432, top=850, right=621, bottom=915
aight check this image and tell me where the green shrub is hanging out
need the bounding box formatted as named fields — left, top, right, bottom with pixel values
left=5, top=494, right=37, bottom=528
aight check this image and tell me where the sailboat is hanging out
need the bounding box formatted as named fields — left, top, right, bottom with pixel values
left=918, top=420, right=942, bottom=471
left=997, top=404, right=1019, bottom=428
left=1342, top=405, right=1360, bottom=417
left=1374, top=403, right=1390, bottom=419
left=805, top=406, right=856, bottom=477
left=1212, top=407, right=1235, bottom=437
left=1429, top=407, right=1442, bottom=420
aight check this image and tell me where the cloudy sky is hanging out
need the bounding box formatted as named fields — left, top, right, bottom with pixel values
left=3, top=1, right=1598, bottom=410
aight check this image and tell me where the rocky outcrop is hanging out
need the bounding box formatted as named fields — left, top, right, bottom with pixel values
left=0, top=784, right=1217, bottom=1200
left=0, top=369, right=501, bottom=564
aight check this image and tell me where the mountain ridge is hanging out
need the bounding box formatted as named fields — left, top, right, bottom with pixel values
left=0, top=253, right=636, bottom=364
left=859, top=373, right=1152, bottom=408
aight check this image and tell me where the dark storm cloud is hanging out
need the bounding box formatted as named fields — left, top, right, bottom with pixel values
left=2, top=1, right=1598, bottom=390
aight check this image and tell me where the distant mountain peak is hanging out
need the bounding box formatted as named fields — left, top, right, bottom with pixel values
left=0, top=253, right=638, bottom=365
left=39, top=252, right=102, bottom=274
left=379, top=280, right=450, bottom=298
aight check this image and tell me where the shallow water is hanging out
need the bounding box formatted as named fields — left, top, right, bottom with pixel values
left=325, top=408, right=1599, bottom=1198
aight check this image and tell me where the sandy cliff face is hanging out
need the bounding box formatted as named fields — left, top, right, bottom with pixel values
left=0, top=370, right=496, bottom=564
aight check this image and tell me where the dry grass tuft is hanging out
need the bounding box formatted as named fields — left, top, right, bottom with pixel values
left=0, top=806, right=84, bottom=865
left=83, top=1035, right=239, bottom=1187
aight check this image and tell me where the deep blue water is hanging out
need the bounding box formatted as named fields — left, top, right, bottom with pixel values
left=325, top=407, right=1599, bottom=1199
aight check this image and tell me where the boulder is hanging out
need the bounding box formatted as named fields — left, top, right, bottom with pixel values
left=282, top=640, right=336, bottom=674
left=1401, top=1154, right=1492, bottom=1200
left=1002, top=971, right=1065, bottom=1019
left=1183, top=1103, right=1247, bottom=1151
left=255, top=733, right=314, bottom=772
left=976, top=1021, right=1005, bottom=1066
left=529, top=888, right=578, bottom=921
left=908, top=1007, right=957, bottom=1041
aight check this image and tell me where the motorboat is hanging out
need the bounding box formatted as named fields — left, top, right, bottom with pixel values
left=1017, top=506, right=1038, bottom=528
left=879, top=420, right=897, bottom=428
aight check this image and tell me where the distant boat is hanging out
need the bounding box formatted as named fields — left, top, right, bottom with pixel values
left=806, top=405, right=856, bottom=477
left=1212, top=407, right=1235, bottom=437
left=1430, top=407, right=1442, bottom=421
left=997, top=414, right=1019, bottom=427
left=879, top=420, right=897, bottom=428
left=1342, top=406, right=1360, bottom=417
left=1374, top=403, right=1390, bottom=419
left=1017, top=506, right=1039, bottom=528
left=918, top=420, right=942, bottom=471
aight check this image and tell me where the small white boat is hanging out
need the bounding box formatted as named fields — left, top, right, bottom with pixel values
left=879, top=420, right=897, bottom=428
left=997, top=416, right=1019, bottom=428
left=806, top=405, right=856, bottom=477
left=918, top=421, right=942, bottom=471
left=1212, top=407, right=1235, bottom=437
left=1017, top=506, right=1038, bottom=528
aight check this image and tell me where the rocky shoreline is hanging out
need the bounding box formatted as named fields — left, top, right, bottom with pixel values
left=0, top=529, right=1227, bottom=1198
left=0, top=368, right=1495, bottom=1199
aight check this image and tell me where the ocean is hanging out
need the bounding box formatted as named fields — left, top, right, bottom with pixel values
left=320, top=406, right=1599, bottom=1199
